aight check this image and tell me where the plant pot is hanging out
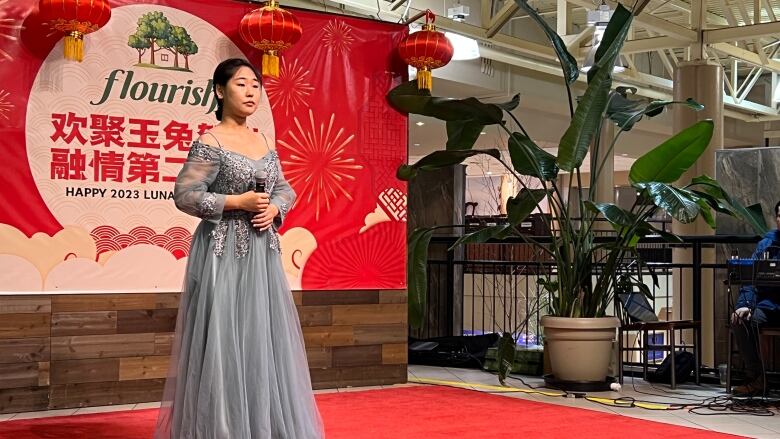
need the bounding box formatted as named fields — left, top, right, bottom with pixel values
left=541, top=315, right=620, bottom=382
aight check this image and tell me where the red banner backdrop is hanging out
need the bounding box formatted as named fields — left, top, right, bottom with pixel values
left=0, top=0, right=408, bottom=292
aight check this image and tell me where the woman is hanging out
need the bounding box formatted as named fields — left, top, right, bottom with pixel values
left=154, top=58, right=324, bottom=438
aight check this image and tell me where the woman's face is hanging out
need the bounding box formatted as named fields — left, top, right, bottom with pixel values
left=217, top=65, right=261, bottom=119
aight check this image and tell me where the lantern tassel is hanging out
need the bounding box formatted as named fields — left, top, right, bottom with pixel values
left=262, top=52, right=280, bottom=77
left=64, top=31, right=84, bottom=62
left=416, top=69, right=432, bottom=91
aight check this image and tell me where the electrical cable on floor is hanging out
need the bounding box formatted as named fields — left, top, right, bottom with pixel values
left=410, top=367, right=779, bottom=416
left=411, top=337, right=777, bottom=416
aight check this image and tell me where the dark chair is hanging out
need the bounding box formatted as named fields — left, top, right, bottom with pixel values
left=726, top=324, right=780, bottom=393
left=724, top=260, right=780, bottom=394
left=617, top=292, right=701, bottom=389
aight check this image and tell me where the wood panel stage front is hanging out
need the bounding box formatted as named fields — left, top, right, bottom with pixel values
left=0, top=290, right=407, bottom=414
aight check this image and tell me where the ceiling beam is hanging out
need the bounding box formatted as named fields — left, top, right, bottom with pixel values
left=566, top=0, right=697, bottom=41
left=481, top=0, right=492, bottom=28
left=557, top=0, right=572, bottom=36
left=486, top=0, right=519, bottom=38
left=621, top=36, right=688, bottom=54
left=389, top=0, right=408, bottom=11
left=661, top=0, right=729, bottom=26
left=480, top=45, right=777, bottom=121
left=703, top=21, right=780, bottom=43
left=763, top=0, right=777, bottom=21
left=709, top=42, right=780, bottom=72
left=563, top=26, right=595, bottom=51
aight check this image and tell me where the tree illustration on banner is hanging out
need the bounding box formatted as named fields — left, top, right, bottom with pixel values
left=160, top=26, right=197, bottom=69
left=128, top=33, right=151, bottom=64
left=127, top=11, right=196, bottom=71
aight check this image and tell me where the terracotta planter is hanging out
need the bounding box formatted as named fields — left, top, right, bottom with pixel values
left=541, top=316, right=620, bottom=382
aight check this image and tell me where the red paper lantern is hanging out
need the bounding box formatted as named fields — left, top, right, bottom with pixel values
left=239, top=0, right=302, bottom=78
left=38, top=0, right=111, bottom=62
left=398, top=10, right=453, bottom=91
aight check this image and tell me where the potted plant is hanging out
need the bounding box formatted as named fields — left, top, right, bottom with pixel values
left=392, top=0, right=767, bottom=386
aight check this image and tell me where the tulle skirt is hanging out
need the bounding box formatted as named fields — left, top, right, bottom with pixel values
left=154, top=220, right=324, bottom=438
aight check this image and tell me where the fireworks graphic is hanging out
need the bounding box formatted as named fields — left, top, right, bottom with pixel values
left=265, top=59, right=314, bottom=116
left=0, top=0, right=24, bottom=62
left=0, top=89, right=12, bottom=120
left=279, top=110, right=363, bottom=220
left=322, top=19, right=355, bottom=56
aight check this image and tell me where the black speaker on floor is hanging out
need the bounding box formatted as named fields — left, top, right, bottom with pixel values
left=409, top=333, right=499, bottom=369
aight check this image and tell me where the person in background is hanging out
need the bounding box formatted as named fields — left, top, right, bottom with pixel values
left=731, top=201, right=780, bottom=396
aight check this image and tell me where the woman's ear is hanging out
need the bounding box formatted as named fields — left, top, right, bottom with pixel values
left=215, top=84, right=225, bottom=100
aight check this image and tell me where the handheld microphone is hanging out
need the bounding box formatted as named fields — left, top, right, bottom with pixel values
left=255, top=177, right=266, bottom=193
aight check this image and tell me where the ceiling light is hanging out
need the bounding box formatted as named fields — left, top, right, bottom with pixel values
left=416, top=121, right=425, bottom=126
left=480, top=132, right=486, bottom=135
left=445, top=32, right=480, bottom=61
left=581, top=2, right=623, bottom=74
left=413, top=143, right=420, bottom=146
left=620, top=153, right=628, bottom=156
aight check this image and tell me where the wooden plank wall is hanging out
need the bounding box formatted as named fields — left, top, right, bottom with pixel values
left=0, top=290, right=407, bottom=414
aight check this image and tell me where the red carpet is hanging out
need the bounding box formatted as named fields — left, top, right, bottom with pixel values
left=0, top=386, right=744, bottom=438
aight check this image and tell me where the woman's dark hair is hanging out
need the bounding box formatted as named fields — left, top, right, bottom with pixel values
left=775, top=200, right=780, bottom=217
left=213, top=58, right=262, bottom=121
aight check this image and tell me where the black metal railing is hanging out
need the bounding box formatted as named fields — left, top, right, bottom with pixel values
left=411, top=233, right=763, bottom=370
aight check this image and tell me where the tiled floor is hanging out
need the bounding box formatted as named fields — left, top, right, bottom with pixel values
left=1, top=366, right=778, bottom=438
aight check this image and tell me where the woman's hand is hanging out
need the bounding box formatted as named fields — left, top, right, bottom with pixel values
left=252, top=203, right=279, bottom=230
left=238, top=191, right=270, bottom=213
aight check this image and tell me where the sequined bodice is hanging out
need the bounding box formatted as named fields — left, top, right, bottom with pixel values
left=189, top=141, right=282, bottom=257
left=190, top=141, right=279, bottom=195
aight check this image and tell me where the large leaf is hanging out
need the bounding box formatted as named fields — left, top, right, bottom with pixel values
left=741, top=203, right=769, bottom=236
left=387, top=81, right=504, bottom=124
left=585, top=201, right=683, bottom=242
left=686, top=176, right=767, bottom=235
left=497, top=332, right=516, bottom=385
left=605, top=89, right=644, bottom=131
left=495, top=93, right=521, bottom=112
left=690, top=189, right=732, bottom=215
left=607, top=94, right=703, bottom=132
left=446, top=120, right=485, bottom=150
left=397, top=149, right=501, bottom=180
left=557, top=5, right=633, bottom=172
left=696, top=198, right=716, bottom=228
left=642, top=223, right=684, bottom=243
left=629, top=120, right=714, bottom=184
left=687, top=174, right=728, bottom=199
left=512, top=0, right=578, bottom=85
left=585, top=201, right=634, bottom=227
left=407, top=228, right=435, bottom=329
left=636, top=182, right=700, bottom=224
left=645, top=98, right=704, bottom=116
left=507, top=189, right=548, bottom=225
left=689, top=176, right=767, bottom=234
left=450, top=224, right=513, bottom=249
left=588, top=4, right=633, bottom=81
left=508, top=133, right=559, bottom=180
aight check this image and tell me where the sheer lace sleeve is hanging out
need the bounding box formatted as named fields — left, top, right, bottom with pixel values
left=270, top=157, right=296, bottom=228
left=173, top=142, right=226, bottom=225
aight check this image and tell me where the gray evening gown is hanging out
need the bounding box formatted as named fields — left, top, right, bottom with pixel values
left=153, top=140, right=324, bottom=438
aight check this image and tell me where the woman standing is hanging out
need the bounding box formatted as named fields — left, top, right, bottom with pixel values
left=154, top=58, right=324, bottom=438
